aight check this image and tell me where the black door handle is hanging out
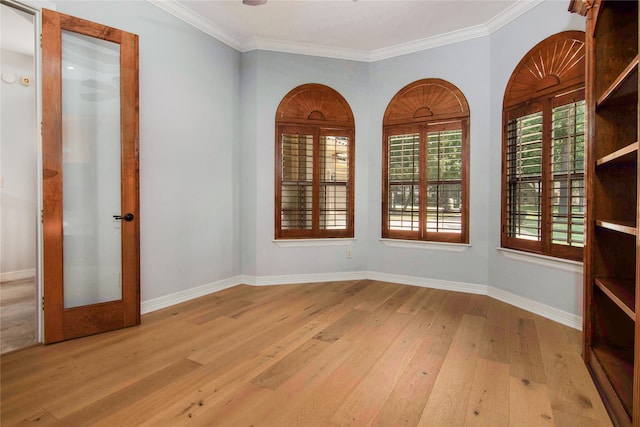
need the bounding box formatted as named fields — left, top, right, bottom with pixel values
left=113, top=213, right=135, bottom=221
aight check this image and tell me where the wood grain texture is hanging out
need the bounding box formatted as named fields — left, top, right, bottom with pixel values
left=383, top=78, right=470, bottom=126
left=579, top=1, right=640, bottom=425
left=382, top=79, right=470, bottom=244
left=41, top=9, right=140, bottom=344
left=274, top=84, right=355, bottom=239
left=0, top=280, right=613, bottom=426
left=503, top=31, right=585, bottom=108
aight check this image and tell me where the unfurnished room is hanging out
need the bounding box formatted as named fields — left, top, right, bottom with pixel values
left=0, top=0, right=638, bottom=425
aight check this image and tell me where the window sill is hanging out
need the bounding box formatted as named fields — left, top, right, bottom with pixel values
left=273, top=238, right=356, bottom=247
left=496, top=247, right=583, bottom=273
left=380, top=238, right=471, bottom=252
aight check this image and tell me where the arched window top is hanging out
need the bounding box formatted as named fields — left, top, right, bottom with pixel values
left=276, top=83, right=354, bottom=126
left=383, top=78, right=469, bottom=126
left=504, top=30, right=585, bottom=108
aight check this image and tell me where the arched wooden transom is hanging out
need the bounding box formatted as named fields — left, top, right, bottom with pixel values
left=504, top=30, right=585, bottom=108
left=276, top=83, right=354, bottom=126
left=383, top=78, right=469, bottom=126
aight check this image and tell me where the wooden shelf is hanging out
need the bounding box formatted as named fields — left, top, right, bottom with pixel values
left=597, top=55, right=639, bottom=108
left=582, top=0, right=639, bottom=425
left=589, top=348, right=634, bottom=426
left=596, top=141, right=638, bottom=166
left=594, top=277, right=636, bottom=320
left=595, top=219, right=638, bottom=236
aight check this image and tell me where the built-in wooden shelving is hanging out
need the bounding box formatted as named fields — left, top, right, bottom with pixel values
left=597, top=56, right=639, bottom=108
left=572, top=0, right=640, bottom=425
left=594, top=277, right=636, bottom=320
left=595, top=220, right=638, bottom=236
left=596, top=141, right=638, bottom=166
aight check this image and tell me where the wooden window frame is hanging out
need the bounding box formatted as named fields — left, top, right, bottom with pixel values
left=275, top=84, right=355, bottom=239
left=501, top=31, right=586, bottom=262
left=382, top=79, right=470, bottom=244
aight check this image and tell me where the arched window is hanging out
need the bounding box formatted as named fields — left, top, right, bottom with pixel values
left=501, top=31, right=586, bottom=261
left=275, top=84, right=355, bottom=239
left=382, top=79, right=470, bottom=243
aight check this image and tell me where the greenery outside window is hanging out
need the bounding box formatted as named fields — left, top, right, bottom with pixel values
left=383, top=79, right=470, bottom=243
left=501, top=31, right=586, bottom=261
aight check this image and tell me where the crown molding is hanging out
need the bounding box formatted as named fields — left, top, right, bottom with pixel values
left=369, top=24, right=490, bottom=62
left=484, top=0, right=545, bottom=33
left=147, top=0, right=242, bottom=51
left=241, top=37, right=371, bottom=62
left=148, top=0, right=545, bottom=62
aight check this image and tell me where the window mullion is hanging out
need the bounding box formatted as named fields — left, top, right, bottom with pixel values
left=541, top=99, right=553, bottom=254
left=419, top=126, right=428, bottom=239
left=312, top=128, right=321, bottom=233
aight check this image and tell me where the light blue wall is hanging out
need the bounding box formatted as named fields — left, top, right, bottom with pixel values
left=54, top=0, right=587, bottom=317
left=240, top=50, right=370, bottom=277
left=488, top=0, right=586, bottom=315
left=56, top=1, right=242, bottom=301
left=367, top=36, right=492, bottom=286
left=240, top=0, right=586, bottom=316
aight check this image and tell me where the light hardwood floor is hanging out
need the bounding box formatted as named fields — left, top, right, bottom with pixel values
left=0, top=280, right=613, bottom=426
left=0, top=278, right=37, bottom=354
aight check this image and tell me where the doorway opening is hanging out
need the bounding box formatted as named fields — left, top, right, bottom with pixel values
left=0, top=1, right=38, bottom=353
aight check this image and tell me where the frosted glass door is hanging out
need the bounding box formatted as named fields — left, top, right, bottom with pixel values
left=61, top=30, right=122, bottom=308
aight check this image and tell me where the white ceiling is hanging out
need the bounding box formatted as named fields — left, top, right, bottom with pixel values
left=1, top=0, right=544, bottom=61
left=152, top=0, right=544, bottom=61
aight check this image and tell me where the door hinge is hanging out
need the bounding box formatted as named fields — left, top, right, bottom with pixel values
left=41, top=209, right=44, bottom=224
left=40, top=34, right=42, bottom=48
left=42, top=295, right=45, bottom=311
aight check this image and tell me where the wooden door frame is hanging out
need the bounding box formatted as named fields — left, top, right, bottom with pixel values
left=41, top=8, right=140, bottom=343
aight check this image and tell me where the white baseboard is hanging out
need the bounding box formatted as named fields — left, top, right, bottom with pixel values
left=366, top=271, right=582, bottom=330
left=141, top=271, right=583, bottom=330
left=366, top=271, right=488, bottom=295
left=140, top=275, right=242, bottom=314
left=239, top=271, right=366, bottom=286
left=487, top=286, right=582, bottom=330
left=1, top=269, right=36, bottom=283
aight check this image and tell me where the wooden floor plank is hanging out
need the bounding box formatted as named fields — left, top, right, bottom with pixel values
left=51, top=359, right=202, bottom=427
left=396, top=286, right=436, bottom=315
left=251, top=338, right=331, bottom=390
left=0, top=281, right=614, bottom=427
left=509, top=376, right=555, bottom=426
left=196, top=339, right=358, bottom=427
left=329, top=310, right=427, bottom=426
left=535, top=317, right=612, bottom=425
left=122, top=318, right=330, bottom=426
left=479, top=324, right=510, bottom=364
left=353, top=281, right=404, bottom=312
left=185, top=298, right=254, bottom=325
left=313, top=309, right=369, bottom=342
left=370, top=334, right=450, bottom=427
left=418, top=314, right=485, bottom=426
left=423, top=291, right=472, bottom=338
left=509, top=315, right=547, bottom=384
left=466, top=293, right=490, bottom=318
left=464, top=357, right=510, bottom=426
left=266, top=312, right=414, bottom=427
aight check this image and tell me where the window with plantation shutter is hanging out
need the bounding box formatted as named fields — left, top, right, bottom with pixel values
left=383, top=79, right=470, bottom=244
left=275, top=84, right=354, bottom=239
left=502, top=31, right=585, bottom=261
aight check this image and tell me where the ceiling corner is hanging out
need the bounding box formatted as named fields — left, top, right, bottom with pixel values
left=241, top=37, right=371, bottom=62
left=369, top=24, right=490, bottom=62
left=484, top=0, right=545, bottom=34
left=147, top=0, right=243, bottom=51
